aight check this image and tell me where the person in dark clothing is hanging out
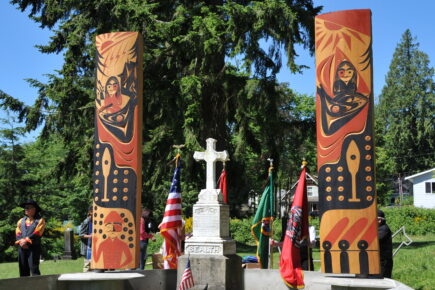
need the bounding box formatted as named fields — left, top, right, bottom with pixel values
left=138, top=208, right=156, bottom=270
left=79, top=206, right=93, bottom=272
left=15, top=199, right=46, bottom=277
left=378, top=209, right=393, bottom=278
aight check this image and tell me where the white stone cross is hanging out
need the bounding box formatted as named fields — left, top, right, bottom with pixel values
left=193, top=138, right=229, bottom=190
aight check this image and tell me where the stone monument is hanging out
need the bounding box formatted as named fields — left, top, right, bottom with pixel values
left=177, top=138, right=242, bottom=290
left=62, top=228, right=74, bottom=260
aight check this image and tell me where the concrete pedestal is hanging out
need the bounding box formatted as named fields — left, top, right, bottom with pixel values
left=177, top=254, right=242, bottom=290
left=0, top=269, right=412, bottom=290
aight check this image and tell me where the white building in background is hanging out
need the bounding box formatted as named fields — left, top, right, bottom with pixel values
left=405, top=168, right=435, bottom=209
left=283, top=173, right=319, bottom=215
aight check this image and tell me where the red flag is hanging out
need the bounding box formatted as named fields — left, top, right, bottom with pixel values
left=218, top=169, right=228, bottom=204
left=280, top=165, right=309, bottom=288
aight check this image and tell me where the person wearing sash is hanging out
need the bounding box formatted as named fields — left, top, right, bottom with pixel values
left=15, top=199, right=46, bottom=277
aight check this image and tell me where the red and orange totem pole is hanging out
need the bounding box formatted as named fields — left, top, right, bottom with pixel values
left=92, top=32, right=143, bottom=269
left=315, top=10, right=380, bottom=275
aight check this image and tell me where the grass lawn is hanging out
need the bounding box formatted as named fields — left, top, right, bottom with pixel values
left=0, top=258, right=83, bottom=279
left=1, top=234, right=433, bottom=290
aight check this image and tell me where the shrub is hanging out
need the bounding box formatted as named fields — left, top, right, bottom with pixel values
left=382, top=206, right=435, bottom=235
left=148, top=233, right=164, bottom=255
left=230, top=218, right=255, bottom=245
left=184, top=217, right=192, bottom=234
left=229, top=218, right=284, bottom=246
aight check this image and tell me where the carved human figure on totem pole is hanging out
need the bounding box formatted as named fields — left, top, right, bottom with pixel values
left=92, top=32, right=143, bottom=270
left=92, top=211, right=133, bottom=269
left=315, top=9, right=380, bottom=275
left=98, top=76, right=123, bottom=115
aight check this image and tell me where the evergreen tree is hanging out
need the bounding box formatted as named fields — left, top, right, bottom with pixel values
left=2, top=1, right=320, bottom=218
left=376, top=29, right=435, bottom=201
left=0, top=114, right=27, bottom=261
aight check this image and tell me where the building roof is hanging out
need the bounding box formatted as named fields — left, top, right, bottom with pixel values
left=290, top=172, right=318, bottom=190
left=404, top=168, right=435, bottom=182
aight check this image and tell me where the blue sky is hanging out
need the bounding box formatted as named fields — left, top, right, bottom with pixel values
left=1, top=1, right=434, bottom=139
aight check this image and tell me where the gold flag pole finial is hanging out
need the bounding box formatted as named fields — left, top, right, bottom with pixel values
left=301, top=158, right=308, bottom=169
left=267, top=158, right=274, bottom=173
left=172, top=144, right=185, bottom=167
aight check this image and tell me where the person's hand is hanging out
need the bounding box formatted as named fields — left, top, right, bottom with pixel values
left=151, top=236, right=156, bottom=242
left=19, top=239, right=27, bottom=247
left=269, top=239, right=277, bottom=246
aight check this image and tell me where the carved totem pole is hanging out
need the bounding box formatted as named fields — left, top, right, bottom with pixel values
left=92, top=32, right=143, bottom=269
left=315, top=10, right=380, bottom=274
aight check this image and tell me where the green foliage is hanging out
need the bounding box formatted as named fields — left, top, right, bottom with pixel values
left=229, top=217, right=282, bottom=246
left=1, top=1, right=321, bottom=227
left=230, top=218, right=256, bottom=246
left=375, top=29, right=435, bottom=201
left=147, top=233, right=164, bottom=256
left=381, top=207, right=435, bottom=235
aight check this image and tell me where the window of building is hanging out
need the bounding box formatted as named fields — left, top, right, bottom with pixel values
left=425, top=182, right=435, bottom=193
left=307, top=186, right=313, bottom=196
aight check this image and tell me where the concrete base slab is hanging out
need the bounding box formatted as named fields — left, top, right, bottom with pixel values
left=0, top=268, right=412, bottom=290
left=243, top=270, right=413, bottom=290
left=58, top=272, right=144, bottom=281
left=177, top=254, right=242, bottom=290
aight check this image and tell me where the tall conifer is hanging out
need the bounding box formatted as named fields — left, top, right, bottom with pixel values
left=376, top=29, right=435, bottom=199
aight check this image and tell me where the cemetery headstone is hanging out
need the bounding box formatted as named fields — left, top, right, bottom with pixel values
left=62, top=228, right=74, bottom=260
left=178, top=138, right=242, bottom=289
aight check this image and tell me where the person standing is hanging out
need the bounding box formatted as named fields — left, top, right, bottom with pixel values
left=378, top=209, right=393, bottom=278
left=79, top=206, right=93, bottom=272
left=15, top=199, right=46, bottom=277
left=139, top=208, right=156, bottom=270
left=300, top=225, right=316, bottom=271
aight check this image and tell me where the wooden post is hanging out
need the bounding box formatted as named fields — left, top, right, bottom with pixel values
left=315, top=10, right=380, bottom=275
left=91, top=32, right=143, bottom=270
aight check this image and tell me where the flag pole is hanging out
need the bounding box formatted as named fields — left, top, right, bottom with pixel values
left=267, top=158, right=274, bottom=269
left=301, top=159, right=311, bottom=272
left=172, top=144, right=185, bottom=167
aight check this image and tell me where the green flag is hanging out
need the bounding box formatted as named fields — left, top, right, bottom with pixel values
left=251, top=167, right=274, bottom=269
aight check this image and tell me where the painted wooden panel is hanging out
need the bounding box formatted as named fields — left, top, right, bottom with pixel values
left=315, top=10, right=380, bottom=274
left=92, top=32, right=143, bottom=269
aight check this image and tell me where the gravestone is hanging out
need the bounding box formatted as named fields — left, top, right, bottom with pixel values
left=178, top=138, right=242, bottom=290
left=62, top=228, right=74, bottom=260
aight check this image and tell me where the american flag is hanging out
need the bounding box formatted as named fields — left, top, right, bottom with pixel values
left=159, top=154, right=183, bottom=269
left=179, top=258, right=194, bottom=290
